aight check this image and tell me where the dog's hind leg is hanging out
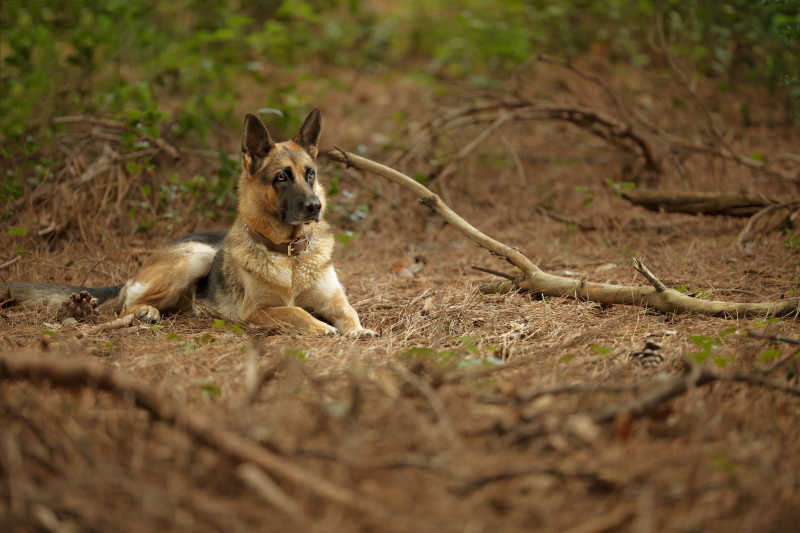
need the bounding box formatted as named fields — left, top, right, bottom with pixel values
left=121, top=241, right=217, bottom=321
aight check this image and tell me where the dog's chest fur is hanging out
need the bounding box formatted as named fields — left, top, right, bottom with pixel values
left=219, top=223, right=335, bottom=319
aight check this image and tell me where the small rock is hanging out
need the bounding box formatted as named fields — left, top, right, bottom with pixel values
left=565, top=414, right=601, bottom=443
left=594, top=263, right=617, bottom=273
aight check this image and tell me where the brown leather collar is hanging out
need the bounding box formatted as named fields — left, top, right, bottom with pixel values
left=244, top=224, right=311, bottom=256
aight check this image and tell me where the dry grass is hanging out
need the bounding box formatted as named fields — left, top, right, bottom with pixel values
left=2, top=59, right=800, bottom=532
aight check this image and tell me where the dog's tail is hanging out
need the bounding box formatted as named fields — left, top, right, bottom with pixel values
left=0, top=282, right=123, bottom=307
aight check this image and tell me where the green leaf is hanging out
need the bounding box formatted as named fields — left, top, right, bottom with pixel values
left=689, top=335, right=715, bottom=348
left=7, top=227, right=27, bottom=237
left=201, top=383, right=221, bottom=397
left=404, top=347, right=436, bottom=359
left=285, top=348, right=308, bottom=361
left=327, top=174, right=340, bottom=196
left=412, top=172, right=429, bottom=184
left=758, top=348, right=782, bottom=363
left=212, top=319, right=227, bottom=329
left=591, top=345, right=611, bottom=355
left=455, top=336, right=479, bottom=354
left=335, top=232, right=354, bottom=244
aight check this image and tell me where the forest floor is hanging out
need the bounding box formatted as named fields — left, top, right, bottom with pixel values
left=2, top=57, right=800, bottom=532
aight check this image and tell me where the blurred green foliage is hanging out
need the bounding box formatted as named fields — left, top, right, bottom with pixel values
left=1, top=0, right=799, bottom=207
left=3, top=0, right=799, bottom=142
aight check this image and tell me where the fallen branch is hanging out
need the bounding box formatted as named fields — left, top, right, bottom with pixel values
left=323, top=150, right=800, bottom=318
left=621, top=189, right=776, bottom=217
left=0, top=351, right=386, bottom=518
left=594, top=363, right=800, bottom=423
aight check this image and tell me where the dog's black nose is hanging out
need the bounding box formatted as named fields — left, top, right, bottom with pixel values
left=304, top=197, right=321, bottom=219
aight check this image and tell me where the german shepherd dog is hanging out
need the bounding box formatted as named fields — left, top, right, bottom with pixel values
left=3, top=109, right=376, bottom=337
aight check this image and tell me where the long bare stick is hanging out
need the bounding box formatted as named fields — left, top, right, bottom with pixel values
left=327, top=149, right=541, bottom=275
left=0, top=351, right=386, bottom=518
left=323, top=150, right=800, bottom=318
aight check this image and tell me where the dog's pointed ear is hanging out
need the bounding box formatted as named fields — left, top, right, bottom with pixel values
left=293, top=108, right=322, bottom=159
left=242, top=113, right=273, bottom=175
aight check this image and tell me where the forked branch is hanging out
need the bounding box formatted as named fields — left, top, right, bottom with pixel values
left=323, top=150, right=800, bottom=318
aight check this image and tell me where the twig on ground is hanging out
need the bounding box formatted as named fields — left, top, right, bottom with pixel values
left=744, top=331, right=800, bottom=346
left=737, top=202, right=800, bottom=253
left=563, top=505, right=635, bottom=533
left=323, top=149, right=800, bottom=318
left=441, top=358, right=529, bottom=385
left=0, top=256, right=21, bottom=270
left=0, top=351, right=387, bottom=518
left=455, top=465, right=617, bottom=497
left=245, top=359, right=286, bottom=405
left=236, top=463, right=304, bottom=520
left=143, top=134, right=181, bottom=160
left=392, top=364, right=462, bottom=448
left=430, top=112, right=510, bottom=182
left=53, top=116, right=126, bottom=129
left=594, top=363, right=800, bottom=423
left=631, top=257, right=667, bottom=292
left=471, top=266, right=518, bottom=281
left=516, top=382, right=642, bottom=403
left=536, top=206, right=597, bottom=231
left=536, top=54, right=628, bottom=121
left=79, top=313, right=135, bottom=336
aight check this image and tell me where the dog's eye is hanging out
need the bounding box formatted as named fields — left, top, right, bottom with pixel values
left=305, top=168, right=315, bottom=184
left=274, top=171, right=288, bottom=183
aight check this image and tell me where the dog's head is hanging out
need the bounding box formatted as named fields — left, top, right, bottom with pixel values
left=240, top=109, right=324, bottom=226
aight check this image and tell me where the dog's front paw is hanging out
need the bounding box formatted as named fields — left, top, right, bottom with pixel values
left=127, top=304, right=161, bottom=323
left=344, top=327, right=379, bottom=339
left=315, top=322, right=339, bottom=336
